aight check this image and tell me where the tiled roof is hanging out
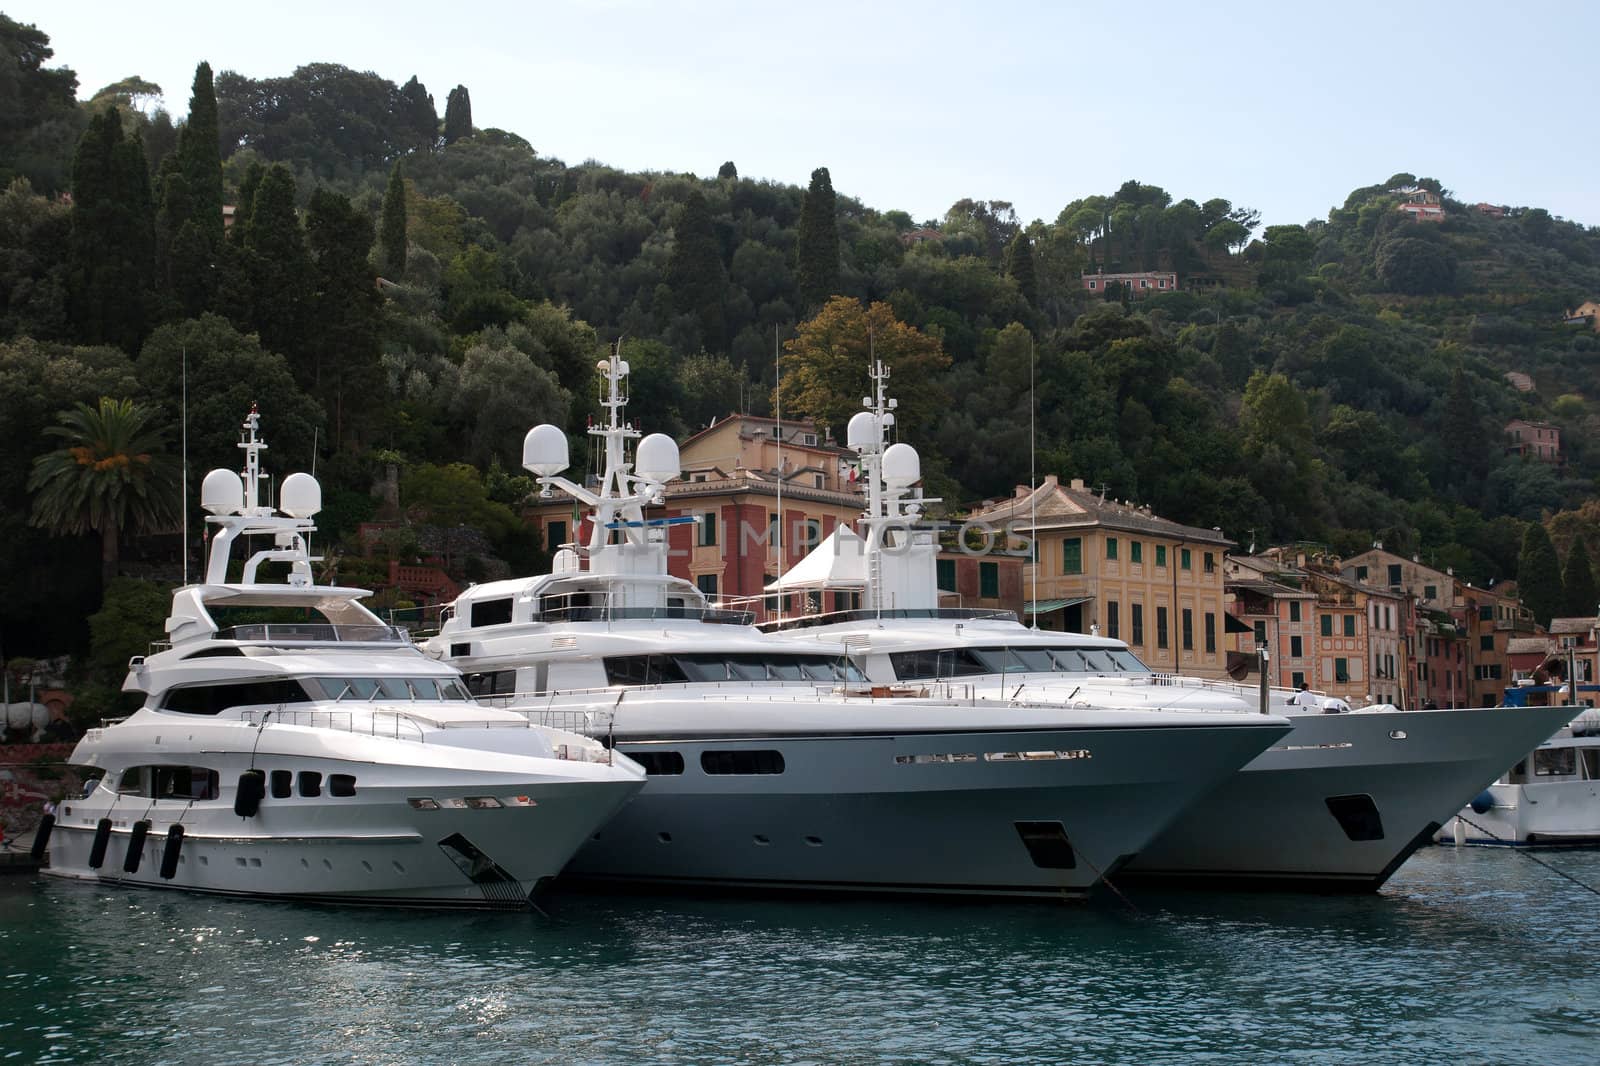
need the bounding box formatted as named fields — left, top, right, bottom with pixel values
left=971, top=478, right=1231, bottom=546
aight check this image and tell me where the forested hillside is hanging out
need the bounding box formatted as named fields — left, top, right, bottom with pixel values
left=3, top=13, right=1599, bottom=683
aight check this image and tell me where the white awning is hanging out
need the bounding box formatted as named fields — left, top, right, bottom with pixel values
left=764, top=526, right=866, bottom=591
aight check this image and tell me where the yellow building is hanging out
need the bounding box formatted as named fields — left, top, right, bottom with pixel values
left=969, top=476, right=1234, bottom=678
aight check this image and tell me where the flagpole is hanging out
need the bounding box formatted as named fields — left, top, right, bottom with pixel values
left=774, top=323, right=784, bottom=620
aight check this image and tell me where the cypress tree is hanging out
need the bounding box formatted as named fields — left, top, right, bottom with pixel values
left=230, top=160, right=264, bottom=244
left=1006, top=232, right=1038, bottom=309
left=717, top=161, right=737, bottom=181
left=68, top=106, right=154, bottom=353
left=443, top=85, right=472, bottom=144
left=176, top=61, right=224, bottom=249
left=397, top=75, right=438, bottom=153
left=307, top=188, right=381, bottom=447
left=1441, top=366, right=1487, bottom=487
left=664, top=189, right=727, bottom=352
left=795, top=166, right=839, bottom=310
left=379, top=160, right=407, bottom=279
left=1517, top=522, right=1564, bottom=629
left=1561, top=537, right=1598, bottom=619
left=242, top=164, right=311, bottom=374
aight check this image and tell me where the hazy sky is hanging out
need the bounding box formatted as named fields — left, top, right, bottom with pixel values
left=14, top=0, right=1599, bottom=230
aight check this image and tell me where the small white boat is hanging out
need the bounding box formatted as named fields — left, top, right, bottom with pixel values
left=1440, top=686, right=1600, bottom=847
left=38, top=408, right=645, bottom=908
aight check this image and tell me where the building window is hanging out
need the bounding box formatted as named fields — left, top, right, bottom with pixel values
left=1253, top=621, right=1266, bottom=646
left=1106, top=537, right=1118, bottom=561
left=1182, top=608, right=1194, bottom=651
left=1388, top=564, right=1403, bottom=586
left=698, top=512, right=718, bottom=547
left=1288, top=601, right=1301, bottom=622
left=1062, top=538, right=1082, bottom=575
left=979, top=561, right=999, bottom=599
left=1290, top=635, right=1303, bottom=658
left=1204, top=613, right=1216, bottom=654
left=1424, top=584, right=1437, bottom=600
left=1291, top=671, right=1305, bottom=688
left=1480, top=634, right=1494, bottom=651
left=1478, top=605, right=1493, bottom=621
left=1088, top=280, right=1098, bottom=289
left=1132, top=604, right=1144, bottom=646
left=1203, top=552, right=1215, bottom=574
left=1157, top=607, right=1169, bottom=649
left=1355, top=566, right=1368, bottom=581
left=547, top=520, right=567, bottom=548
left=937, top=558, right=957, bottom=592
left=696, top=573, right=719, bottom=597
left=768, top=512, right=780, bottom=548
left=1181, top=548, right=1192, bottom=570
left=1343, top=614, right=1356, bottom=637
left=1335, top=657, right=1350, bottom=683
left=1321, top=614, right=1333, bottom=637
left=814, top=474, right=824, bottom=488
left=1106, top=600, right=1119, bottom=639
left=1131, top=541, right=1142, bottom=564
left=1156, top=545, right=1167, bottom=567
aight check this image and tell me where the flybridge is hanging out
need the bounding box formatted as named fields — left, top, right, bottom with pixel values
left=198, top=405, right=323, bottom=588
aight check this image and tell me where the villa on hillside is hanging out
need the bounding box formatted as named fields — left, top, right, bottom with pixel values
left=1505, top=418, right=1562, bottom=464
left=1564, top=300, right=1600, bottom=331
left=1397, top=188, right=1444, bottom=222
left=1082, top=270, right=1178, bottom=297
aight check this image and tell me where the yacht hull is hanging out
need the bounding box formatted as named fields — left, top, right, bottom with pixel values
left=1122, top=705, right=1579, bottom=890
left=44, top=753, right=641, bottom=909
left=561, top=720, right=1289, bottom=899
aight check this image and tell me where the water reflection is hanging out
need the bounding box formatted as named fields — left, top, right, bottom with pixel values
left=1, top=848, right=1597, bottom=1064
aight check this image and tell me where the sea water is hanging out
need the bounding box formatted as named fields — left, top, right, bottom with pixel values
left=1, top=847, right=1596, bottom=1065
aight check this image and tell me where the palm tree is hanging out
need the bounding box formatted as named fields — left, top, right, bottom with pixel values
left=27, top=397, right=180, bottom=586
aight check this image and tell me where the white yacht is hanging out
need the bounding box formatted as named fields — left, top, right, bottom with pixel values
left=763, top=362, right=1581, bottom=891
left=40, top=409, right=644, bottom=908
left=421, top=351, right=1292, bottom=899
left=1439, top=684, right=1600, bottom=847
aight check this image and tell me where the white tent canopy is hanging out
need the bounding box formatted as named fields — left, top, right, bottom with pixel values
left=764, top=525, right=866, bottom=592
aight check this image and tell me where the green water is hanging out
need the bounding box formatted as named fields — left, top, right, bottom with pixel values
left=1, top=847, right=1596, bottom=1064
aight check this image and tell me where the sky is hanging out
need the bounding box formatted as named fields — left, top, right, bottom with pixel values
left=13, top=0, right=1600, bottom=231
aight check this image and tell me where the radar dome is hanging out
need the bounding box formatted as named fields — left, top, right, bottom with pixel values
left=635, top=433, right=680, bottom=483
left=200, top=468, right=244, bottom=515
left=279, top=472, right=322, bottom=518
left=522, top=424, right=569, bottom=477
left=846, top=411, right=879, bottom=451
left=882, top=443, right=921, bottom=488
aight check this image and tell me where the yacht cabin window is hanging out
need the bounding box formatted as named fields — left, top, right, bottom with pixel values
left=470, top=598, right=514, bottom=627
left=114, top=765, right=220, bottom=800
left=603, top=653, right=864, bottom=686
left=162, top=679, right=313, bottom=715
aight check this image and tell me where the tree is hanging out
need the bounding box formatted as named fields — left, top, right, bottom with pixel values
left=395, top=75, right=438, bottom=154
left=379, top=160, right=407, bottom=278
left=717, top=160, right=737, bottom=181
left=443, top=85, right=472, bottom=144
left=1560, top=537, right=1597, bottom=619
left=306, top=188, right=382, bottom=448
left=1440, top=365, right=1488, bottom=487
left=68, top=106, right=155, bottom=353
left=665, top=189, right=727, bottom=351
left=241, top=164, right=311, bottom=374
left=778, top=296, right=949, bottom=436
left=27, top=397, right=179, bottom=586
left=449, top=337, right=571, bottom=467
left=1005, top=232, right=1038, bottom=309
left=795, top=166, right=839, bottom=309
left=0, top=14, right=82, bottom=195
left=1376, top=236, right=1457, bottom=295
left=1517, top=522, right=1563, bottom=628
left=176, top=62, right=224, bottom=250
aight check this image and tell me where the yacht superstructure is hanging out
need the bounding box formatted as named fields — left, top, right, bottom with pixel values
left=41, top=409, right=644, bottom=908
left=761, top=362, right=1580, bottom=890
left=423, top=351, right=1291, bottom=899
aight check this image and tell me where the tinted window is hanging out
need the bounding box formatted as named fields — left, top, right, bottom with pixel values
left=270, top=769, right=293, bottom=798
left=329, top=774, right=357, bottom=797
left=604, top=656, right=689, bottom=686
left=701, top=749, right=785, bottom=775
left=631, top=751, right=686, bottom=775
left=298, top=771, right=322, bottom=798
left=470, top=598, right=513, bottom=627
left=162, top=679, right=312, bottom=715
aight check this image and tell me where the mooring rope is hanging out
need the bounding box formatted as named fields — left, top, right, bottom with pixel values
left=1453, top=812, right=1600, bottom=898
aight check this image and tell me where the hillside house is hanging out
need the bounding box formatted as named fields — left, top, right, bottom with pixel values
left=1397, top=188, right=1444, bottom=222
left=1505, top=418, right=1562, bottom=464
left=1082, top=271, right=1178, bottom=297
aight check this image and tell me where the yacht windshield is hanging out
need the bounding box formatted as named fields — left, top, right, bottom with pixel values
left=311, top=677, right=474, bottom=701
left=889, top=645, right=1152, bottom=680
left=606, top=653, right=865, bottom=686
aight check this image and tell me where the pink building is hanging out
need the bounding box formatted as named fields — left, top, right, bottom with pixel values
left=1082, top=271, right=1178, bottom=297
left=1397, top=188, right=1444, bottom=222
left=1505, top=418, right=1562, bottom=464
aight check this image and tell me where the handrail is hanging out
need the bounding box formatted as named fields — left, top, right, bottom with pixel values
left=759, top=608, right=1017, bottom=633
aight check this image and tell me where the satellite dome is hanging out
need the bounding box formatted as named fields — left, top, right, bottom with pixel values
left=200, top=468, right=244, bottom=516
left=846, top=411, right=879, bottom=452
left=635, top=433, right=680, bottom=483
left=522, top=424, right=569, bottom=477
left=279, top=472, right=322, bottom=518
left=882, top=443, right=921, bottom=488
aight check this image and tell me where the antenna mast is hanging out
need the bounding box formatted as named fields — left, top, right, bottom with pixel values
left=1029, top=332, right=1038, bottom=628
left=774, top=324, right=784, bottom=618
